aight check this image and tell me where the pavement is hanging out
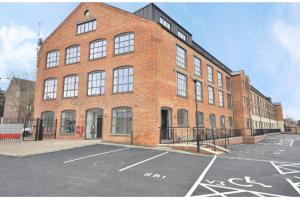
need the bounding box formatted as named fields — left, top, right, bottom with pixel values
left=0, top=133, right=300, bottom=197
left=0, top=139, right=101, bottom=157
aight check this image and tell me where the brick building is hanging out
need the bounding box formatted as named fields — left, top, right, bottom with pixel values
left=34, top=3, right=284, bottom=146
left=3, top=78, right=35, bottom=121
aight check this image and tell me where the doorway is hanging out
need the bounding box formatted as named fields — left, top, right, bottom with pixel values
left=160, top=107, right=172, bottom=140
left=85, top=108, right=103, bottom=139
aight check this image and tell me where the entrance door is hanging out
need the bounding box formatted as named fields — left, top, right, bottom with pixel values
left=85, top=108, right=103, bottom=139
left=160, top=108, right=172, bottom=140
left=96, top=116, right=102, bottom=138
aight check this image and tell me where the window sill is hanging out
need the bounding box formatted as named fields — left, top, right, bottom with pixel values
left=89, top=56, right=106, bottom=61
left=43, top=98, right=57, bottom=101
left=110, top=134, right=131, bottom=137
left=64, top=62, right=80, bottom=66
left=112, top=91, right=134, bottom=95
left=177, top=94, right=188, bottom=99
left=45, top=65, right=59, bottom=69
left=62, top=97, right=78, bottom=99
left=113, top=51, right=134, bottom=57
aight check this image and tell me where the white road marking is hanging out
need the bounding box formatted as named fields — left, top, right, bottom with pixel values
left=197, top=183, right=287, bottom=197
left=64, top=147, right=129, bottom=163
left=221, top=156, right=273, bottom=163
left=290, top=139, right=295, bottom=147
left=270, top=161, right=300, bottom=175
left=270, top=161, right=283, bottom=174
left=286, top=178, right=300, bottom=195
left=118, top=151, right=168, bottom=172
left=185, top=155, right=217, bottom=197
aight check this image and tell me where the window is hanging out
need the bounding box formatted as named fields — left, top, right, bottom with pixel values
left=113, top=67, right=133, bottom=93
left=44, top=78, right=57, bottom=100
left=77, top=20, right=96, bottom=34
left=228, top=117, right=234, bottom=129
left=177, top=109, right=188, bottom=127
left=195, top=81, right=202, bottom=101
left=63, top=75, right=79, bottom=98
left=159, top=17, right=170, bottom=29
left=177, top=72, right=187, bottom=97
left=177, top=31, right=186, bottom=41
left=227, top=94, right=232, bottom=109
left=218, top=90, right=224, bottom=107
left=194, top=56, right=201, bottom=77
left=217, top=72, right=223, bottom=88
left=226, top=77, right=231, bottom=91
left=89, top=39, right=107, bottom=59
left=46, top=50, right=59, bottom=68
left=41, top=111, right=55, bottom=133
left=209, top=114, right=216, bottom=129
left=112, top=107, right=132, bottom=135
left=208, top=86, right=214, bottom=104
left=220, top=115, right=225, bottom=128
left=176, top=45, right=186, bottom=69
left=66, top=45, right=80, bottom=64
left=114, top=32, right=134, bottom=55
left=207, top=65, right=213, bottom=83
left=61, top=110, right=76, bottom=134
left=88, top=71, right=105, bottom=96
left=196, top=111, right=204, bottom=127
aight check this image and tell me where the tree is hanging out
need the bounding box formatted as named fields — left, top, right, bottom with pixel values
left=297, top=120, right=300, bottom=127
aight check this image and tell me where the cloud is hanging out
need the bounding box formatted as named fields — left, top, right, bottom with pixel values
left=272, top=21, right=300, bottom=119
left=0, top=23, right=37, bottom=89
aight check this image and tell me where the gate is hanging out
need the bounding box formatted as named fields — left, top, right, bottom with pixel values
left=0, top=117, right=57, bottom=142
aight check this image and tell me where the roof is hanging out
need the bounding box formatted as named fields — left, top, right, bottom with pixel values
left=250, top=85, right=272, bottom=103
left=7, top=78, right=35, bottom=93
left=133, top=3, right=232, bottom=74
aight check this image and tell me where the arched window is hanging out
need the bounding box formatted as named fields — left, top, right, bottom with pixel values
left=220, top=115, right=225, bottom=128
left=87, top=71, right=105, bottom=96
left=41, top=111, right=55, bottom=134
left=228, top=117, right=234, bottom=129
left=43, top=78, right=57, bottom=100
left=89, top=39, right=106, bottom=60
left=65, top=45, right=80, bottom=64
left=196, top=111, right=204, bottom=127
left=63, top=74, right=79, bottom=98
left=46, top=50, right=59, bottom=68
left=114, top=32, right=134, bottom=55
left=209, top=113, right=216, bottom=129
left=61, top=110, right=76, bottom=134
left=177, top=109, right=188, bottom=127
left=111, top=107, right=132, bottom=135
left=113, top=66, right=133, bottom=93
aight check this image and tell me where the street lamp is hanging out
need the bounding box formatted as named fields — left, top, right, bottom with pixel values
left=192, top=78, right=200, bottom=152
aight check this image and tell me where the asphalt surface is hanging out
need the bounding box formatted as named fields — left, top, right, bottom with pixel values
left=0, top=133, right=300, bottom=197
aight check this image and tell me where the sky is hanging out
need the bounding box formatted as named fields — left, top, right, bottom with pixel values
left=0, top=2, right=299, bottom=119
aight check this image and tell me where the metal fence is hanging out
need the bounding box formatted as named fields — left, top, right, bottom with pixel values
left=159, top=127, right=242, bottom=152
left=251, top=129, right=281, bottom=136
left=0, top=117, right=57, bottom=142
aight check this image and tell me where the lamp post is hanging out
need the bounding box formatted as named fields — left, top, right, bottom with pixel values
left=192, top=78, right=200, bottom=152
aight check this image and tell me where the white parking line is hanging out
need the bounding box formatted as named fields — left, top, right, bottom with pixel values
left=118, top=151, right=168, bottom=172
left=64, top=147, right=129, bottom=163
left=185, top=155, right=217, bottom=197
left=286, top=178, right=300, bottom=195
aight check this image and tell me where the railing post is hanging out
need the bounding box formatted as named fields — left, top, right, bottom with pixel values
left=35, top=118, right=39, bottom=141
left=54, top=119, right=57, bottom=139
left=196, top=130, right=200, bottom=153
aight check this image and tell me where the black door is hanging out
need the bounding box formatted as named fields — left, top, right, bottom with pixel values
left=96, top=117, right=102, bottom=138
left=161, top=109, right=170, bottom=140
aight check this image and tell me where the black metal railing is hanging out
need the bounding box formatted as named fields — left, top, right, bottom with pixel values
left=159, top=127, right=243, bottom=152
left=251, top=129, right=281, bottom=136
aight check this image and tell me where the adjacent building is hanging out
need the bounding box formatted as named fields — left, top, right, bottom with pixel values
left=3, top=77, right=35, bottom=122
left=34, top=3, right=284, bottom=146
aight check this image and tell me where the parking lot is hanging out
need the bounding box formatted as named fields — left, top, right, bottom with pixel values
left=0, top=133, right=300, bottom=197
